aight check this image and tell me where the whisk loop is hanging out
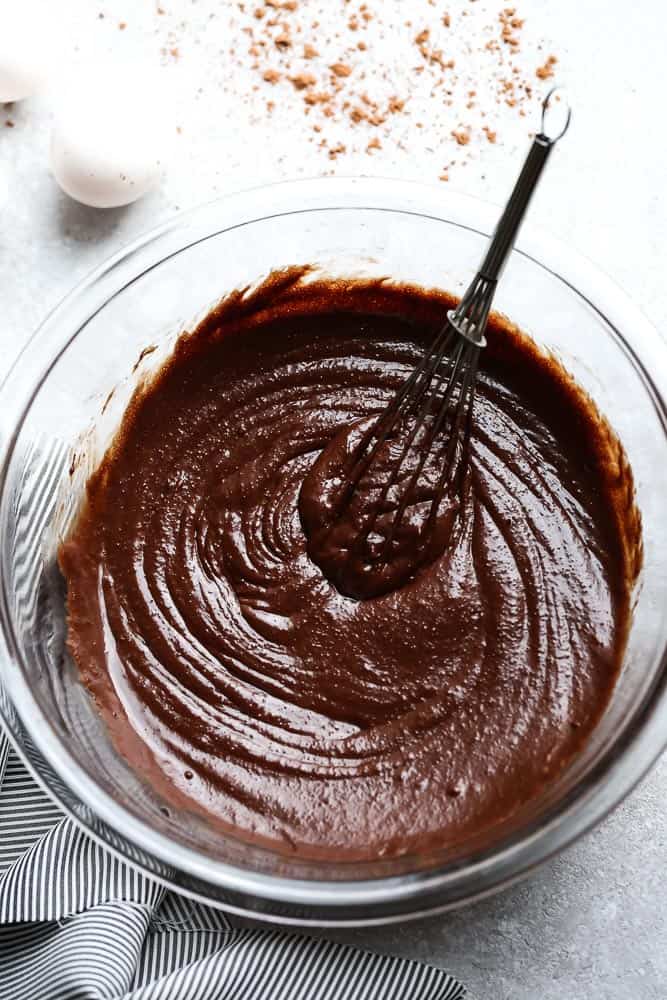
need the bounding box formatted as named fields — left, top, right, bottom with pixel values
left=301, top=89, right=571, bottom=599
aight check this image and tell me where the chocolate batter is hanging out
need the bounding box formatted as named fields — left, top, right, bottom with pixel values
left=300, top=368, right=472, bottom=601
left=60, top=269, right=640, bottom=861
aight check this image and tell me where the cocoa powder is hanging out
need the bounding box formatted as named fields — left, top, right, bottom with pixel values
left=149, top=1, right=559, bottom=178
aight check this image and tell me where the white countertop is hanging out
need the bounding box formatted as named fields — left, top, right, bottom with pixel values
left=1, top=1, right=665, bottom=996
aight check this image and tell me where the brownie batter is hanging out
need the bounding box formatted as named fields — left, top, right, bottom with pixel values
left=59, top=269, right=640, bottom=861
left=300, top=346, right=474, bottom=601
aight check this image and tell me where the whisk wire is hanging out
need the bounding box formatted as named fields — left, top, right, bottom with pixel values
left=304, top=87, right=571, bottom=598
left=380, top=335, right=472, bottom=556
left=427, top=348, right=479, bottom=516
left=339, top=323, right=455, bottom=508
left=345, top=325, right=460, bottom=559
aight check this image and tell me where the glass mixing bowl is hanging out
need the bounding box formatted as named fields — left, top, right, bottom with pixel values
left=1, top=177, right=666, bottom=926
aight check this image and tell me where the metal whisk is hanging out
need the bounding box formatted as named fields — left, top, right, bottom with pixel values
left=302, top=88, right=571, bottom=599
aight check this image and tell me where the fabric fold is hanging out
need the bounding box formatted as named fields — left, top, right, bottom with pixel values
left=0, top=730, right=465, bottom=1000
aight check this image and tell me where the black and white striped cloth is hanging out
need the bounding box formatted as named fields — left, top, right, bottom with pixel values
left=0, top=730, right=465, bottom=1000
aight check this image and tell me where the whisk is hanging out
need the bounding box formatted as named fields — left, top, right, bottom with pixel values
left=301, top=88, right=571, bottom=600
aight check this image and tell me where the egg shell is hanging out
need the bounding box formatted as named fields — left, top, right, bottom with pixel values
left=50, top=95, right=164, bottom=209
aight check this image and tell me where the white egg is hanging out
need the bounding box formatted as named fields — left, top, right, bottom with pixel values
left=0, top=2, right=55, bottom=102
left=50, top=84, right=166, bottom=209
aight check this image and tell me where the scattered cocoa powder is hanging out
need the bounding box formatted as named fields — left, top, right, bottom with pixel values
left=304, top=90, right=332, bottom=106
left=328, top=142, right=346, bottom=159
left=290, top=72, right=316, bottom=89
left=330, top=62, right=352, bottom=78
left=536, top=54, right=557, bottom=79
left=150, top=1, right=557, bottom=174
left=499, top=7, right=523, bottom=49
left=452, top=126, right=471, bottom=146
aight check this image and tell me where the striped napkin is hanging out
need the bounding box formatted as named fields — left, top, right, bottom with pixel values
left=0, top=729, right=465, bottom=1000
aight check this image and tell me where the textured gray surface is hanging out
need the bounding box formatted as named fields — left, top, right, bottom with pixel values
left=1, top=1, right=666, bottom=997
left=327, top=761, right=667, bottom=999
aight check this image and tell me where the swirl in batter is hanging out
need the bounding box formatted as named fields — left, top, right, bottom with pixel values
left=60, top=270, right=639, bottom=861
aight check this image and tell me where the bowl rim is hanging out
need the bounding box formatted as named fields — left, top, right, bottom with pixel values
left=1, top=175, right=666, bottom=921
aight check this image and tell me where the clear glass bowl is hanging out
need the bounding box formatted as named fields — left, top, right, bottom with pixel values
left=1, top=177, right=666, bottom=926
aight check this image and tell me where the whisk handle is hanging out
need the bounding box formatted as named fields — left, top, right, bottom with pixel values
left=479, top=87, right=571, bottom=283
left=479, top=136, right=551, bottom=282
